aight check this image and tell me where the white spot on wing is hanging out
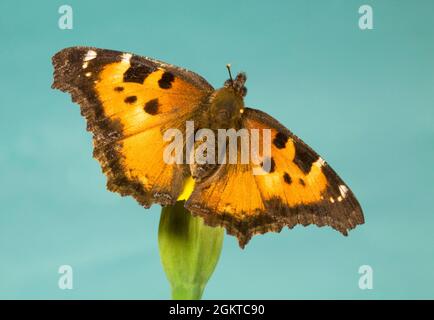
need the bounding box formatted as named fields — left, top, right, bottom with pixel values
left=82, top=62, right=88, bottom=69
left=85, top=72, right=92, bottom=77
left=84, top=50, right=97, bottom=61
left=314, top=157, right=326, bottom=168
left=329, top=197, right=335, bottom=203
left=339, top=185, right=349, bottom=198
left=121, top=53, right=132, bottom=64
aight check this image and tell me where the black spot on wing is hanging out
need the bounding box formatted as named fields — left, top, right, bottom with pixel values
left=158, top=71, right=175, bottom=89
left=261, top=157, right=276, bottom=173
left=269, top=157, right=276, bottom=173
left=124, top=96, right=137, bottom=104
left=273, top=132, right=289, bottom=149
left=114, top=86, right=124, bottom=92
left=123, top=56, right=156, bottom=84
left=299, top=178, right=305, bottom=186
left=144, top=98, right=160, bottom=115
left=283, top=172, right=292, bottom=184
left=293, top=142, right=317, bottom=174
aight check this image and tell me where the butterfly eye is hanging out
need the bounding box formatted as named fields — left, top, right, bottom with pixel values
left=241, top=86, right=247, bottom=97
left=235, top=72, right=247, bottom=83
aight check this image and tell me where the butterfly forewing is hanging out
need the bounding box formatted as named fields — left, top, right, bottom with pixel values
left=52, top=47, right=213, bottom=207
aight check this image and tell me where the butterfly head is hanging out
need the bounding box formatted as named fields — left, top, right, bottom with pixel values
left=224, top=64, right=247, bottom=97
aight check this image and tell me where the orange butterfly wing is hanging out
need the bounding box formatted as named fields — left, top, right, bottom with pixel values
left=52, top=47, right=213, bottom=207
left=186, top=108, right=364, bottom=247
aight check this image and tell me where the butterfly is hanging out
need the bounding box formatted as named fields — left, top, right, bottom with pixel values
left=52, top=47, right=364, bottom=248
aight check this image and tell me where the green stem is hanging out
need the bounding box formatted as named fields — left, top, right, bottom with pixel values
left=158, top=201, right=224, bottom=300
left=171, top=284, right=204, bottom=300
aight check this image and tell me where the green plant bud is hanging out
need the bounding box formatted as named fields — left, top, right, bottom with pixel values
left=158, top=201, right=224, bottom=300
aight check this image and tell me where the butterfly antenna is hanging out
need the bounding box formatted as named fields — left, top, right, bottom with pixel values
left=226, top=63, right=234, bottom=86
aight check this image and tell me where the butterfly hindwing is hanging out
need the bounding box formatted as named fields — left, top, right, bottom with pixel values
left=186, top=107, right=364, bottom=247
left=52, top=47, right=213, bottom=207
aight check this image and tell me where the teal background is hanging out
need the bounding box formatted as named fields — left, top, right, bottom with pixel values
left=1, top=0, right=433, bottom=299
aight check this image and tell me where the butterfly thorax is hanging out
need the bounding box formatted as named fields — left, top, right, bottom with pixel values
left=205, top=87, right=245, bottom=130
left=188, top=87, right=244, bottom=182
left=200, top=71, right=247, bottom=130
